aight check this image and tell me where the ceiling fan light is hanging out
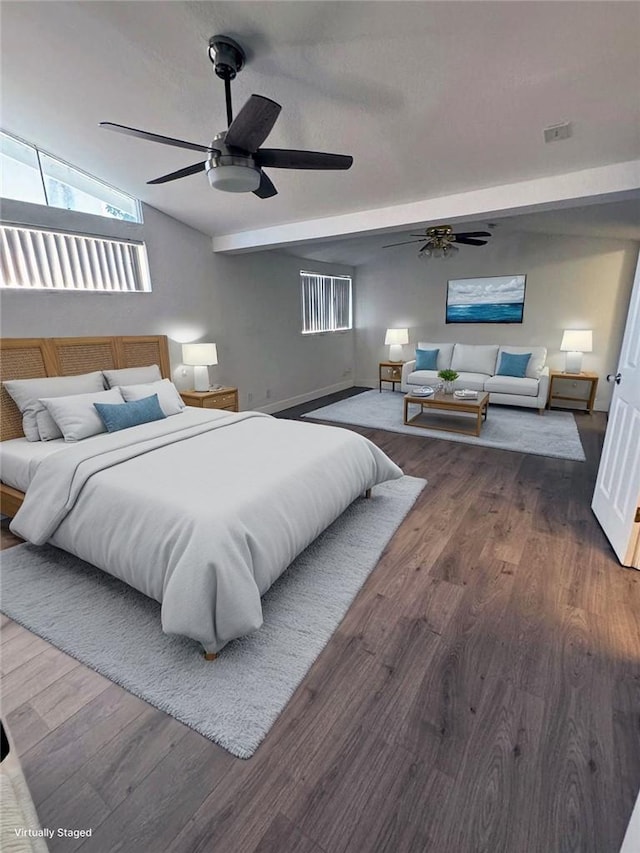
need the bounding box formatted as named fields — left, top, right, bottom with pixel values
left=207, top=164, right=261, bottom=193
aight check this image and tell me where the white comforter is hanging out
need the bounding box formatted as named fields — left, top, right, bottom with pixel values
left=11, top=409, right=402, bottom=652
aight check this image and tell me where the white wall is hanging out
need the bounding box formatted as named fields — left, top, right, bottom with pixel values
left=354, top=229, right=639, bottom=410
left=0, top=198, right=355, bottom=411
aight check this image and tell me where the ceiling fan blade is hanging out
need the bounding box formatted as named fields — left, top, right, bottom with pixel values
left=100, top=122, right=215, bottom=154
left=454, top=231, right=492, bottom=238
left=382, top=239, right=426, bottom=248
left=147, top=161, right=206, bottom=185
left=256, top=149, right=353, bottom=170
left=453, top=237, right=489, bottom=246
left=253, top=170, right=278, bottom=199
left=224, top=95, right=282, bottom=153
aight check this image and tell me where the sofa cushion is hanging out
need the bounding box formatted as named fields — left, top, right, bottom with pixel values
left=485, top=375, right=539, bottom=397
left=416, top=342, right=455, bottom=370
left=497, top=345, right=546, bottom=379
left=496, top=351, right=531, bottom=378
left=407, top=370, right=439, bottom=386
left=451, top=344, right=499, bottom=376
left=454, top=372, right=491, bottom=392
left=415, top=348, right=439, bottom=370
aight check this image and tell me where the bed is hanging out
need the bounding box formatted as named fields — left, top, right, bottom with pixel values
left=1, top=336, right=403, bottom=656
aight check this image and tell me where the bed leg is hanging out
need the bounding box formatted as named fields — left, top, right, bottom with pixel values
left=203, top=651, right=218, bottom=661
left=364, top=488, right=372, bottom=499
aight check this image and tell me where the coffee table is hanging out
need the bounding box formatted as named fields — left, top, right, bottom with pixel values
left=403, top=390, right=490, bottom=437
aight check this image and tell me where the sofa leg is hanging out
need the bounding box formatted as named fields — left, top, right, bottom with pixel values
left=538, top=408, right=545, bottom=415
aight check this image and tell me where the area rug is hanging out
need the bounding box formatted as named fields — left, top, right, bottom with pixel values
left=0, top=475, right=425, bottom=759
left=302, top=390, right=586, bottom=461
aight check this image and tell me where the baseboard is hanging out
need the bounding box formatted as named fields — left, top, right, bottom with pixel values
left=255, top=380, right=354, bottom=414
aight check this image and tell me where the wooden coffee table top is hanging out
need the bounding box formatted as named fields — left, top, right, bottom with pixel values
left=404, top=390, right=489, bottom=410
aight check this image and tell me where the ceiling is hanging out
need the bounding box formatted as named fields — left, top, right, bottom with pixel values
left=1, top=1, right=639, bottom=247
left=280, top=198, right=640, bottom=265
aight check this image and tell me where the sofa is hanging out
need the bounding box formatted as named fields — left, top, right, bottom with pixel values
left=401, top=342, right=550, bottom=412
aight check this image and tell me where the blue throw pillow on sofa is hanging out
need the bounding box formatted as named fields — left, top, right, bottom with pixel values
left=415, top=348, right=439, bottom=370
left=496, top=352, right=531, bottom=378
left=94, top=393, right=166, bottom=433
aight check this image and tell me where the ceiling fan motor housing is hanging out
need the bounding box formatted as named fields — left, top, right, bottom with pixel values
left=205, top=131, right=260, bottom=192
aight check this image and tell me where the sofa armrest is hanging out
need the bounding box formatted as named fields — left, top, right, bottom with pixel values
left=537, top=365, right=550, bottom=403
left=401, top=360, right=416, bottom=386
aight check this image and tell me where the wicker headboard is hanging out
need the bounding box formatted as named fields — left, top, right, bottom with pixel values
left=0, top=335, right=171, bottom=441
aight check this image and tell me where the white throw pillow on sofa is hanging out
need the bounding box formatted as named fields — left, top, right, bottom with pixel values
left=451, top=344, right=499, bottom=376
left=39, top=387, right=124, bottom=442
left=119, top=379, right=185, bottom=416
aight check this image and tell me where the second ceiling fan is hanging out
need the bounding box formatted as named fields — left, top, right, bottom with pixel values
left=101, top=35, right=353, bottom=199
left=384, top=225, right=492, bottom=258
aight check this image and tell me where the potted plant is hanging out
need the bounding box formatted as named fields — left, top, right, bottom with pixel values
left=437, top=368, right=459, bottom=395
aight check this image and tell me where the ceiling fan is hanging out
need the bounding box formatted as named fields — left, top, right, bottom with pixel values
left=100, top=35, right=353, bottom=199
left=383, top=225, right=492, bottom=258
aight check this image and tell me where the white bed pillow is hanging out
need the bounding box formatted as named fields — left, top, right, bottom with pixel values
left=103, top=364, right=162, bottom=389
left=119, top=379, right=185, bottom=416
left=3, top=372, right=105, bottom=442
left=39, top=388, right=124, bottom=442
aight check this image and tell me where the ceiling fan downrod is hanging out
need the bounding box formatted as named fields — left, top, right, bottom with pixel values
left=208, top=35, right=246, bottom=128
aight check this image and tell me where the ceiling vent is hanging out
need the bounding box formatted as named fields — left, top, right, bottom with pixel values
left=544, top=122, right=572, bottom=143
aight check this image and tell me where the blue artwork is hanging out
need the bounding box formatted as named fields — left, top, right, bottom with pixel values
left=446, top=275, right=526, bottom=324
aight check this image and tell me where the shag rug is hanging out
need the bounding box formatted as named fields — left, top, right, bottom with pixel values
left=303, top=390, right=586, bottom=461
left=0, top=476, right=425, bottom=759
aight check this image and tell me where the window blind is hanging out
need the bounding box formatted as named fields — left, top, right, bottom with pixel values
left=0, top=224, right=151, bottom=292
left=301, top=271, right=352, bottom=333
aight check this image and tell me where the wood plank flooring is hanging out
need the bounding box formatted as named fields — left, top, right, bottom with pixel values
left=1, top=393, right=639, bottom=853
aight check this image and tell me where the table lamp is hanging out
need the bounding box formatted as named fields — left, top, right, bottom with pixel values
left=560, top=330, right=592, bottom=374
left=384, top=328, right=409, bottom=362
left=182, top=343, right=218, bottom=391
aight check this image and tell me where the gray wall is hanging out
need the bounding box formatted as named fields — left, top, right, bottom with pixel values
left=354, top=230, right=639, bottom=410
left=209, top=251, right=355, bottom=411
left=0, top=198, right=355, bottom=411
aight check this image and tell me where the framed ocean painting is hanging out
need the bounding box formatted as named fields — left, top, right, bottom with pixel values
left=446, top=275, right=526, bottom=324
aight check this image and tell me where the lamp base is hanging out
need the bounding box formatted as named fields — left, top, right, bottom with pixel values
left=388, top=344, right=403, bottom=362
left=193, top=365, right=209, bottom=391
left=564, top=351, right=583, bottom=374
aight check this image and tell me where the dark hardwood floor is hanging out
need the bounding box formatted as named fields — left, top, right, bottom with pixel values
left=2, top=391, right=639, bottom=852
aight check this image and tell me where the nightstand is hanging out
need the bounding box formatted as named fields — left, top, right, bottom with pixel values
left=180, top=387, right=239, bottom=412
left=547, top=371, right=598, bottom=414
left=379, top=361, right=405, bottom=392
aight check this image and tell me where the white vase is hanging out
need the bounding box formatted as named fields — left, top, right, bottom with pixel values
left=444, top=380, right=455, bottom=394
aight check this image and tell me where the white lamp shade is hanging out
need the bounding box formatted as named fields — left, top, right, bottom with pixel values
left=560, top=330, right=592, bottom=352
left=182, top=343, right=218, bottom=366
left=384, top=328, right=409, bottom=346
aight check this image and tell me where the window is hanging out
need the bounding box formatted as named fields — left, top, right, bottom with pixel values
left=301, top=271, right=352, bottom=334
left=0, top=224, right=151, bottom=292
left=0, top=130, right=142, bottom=223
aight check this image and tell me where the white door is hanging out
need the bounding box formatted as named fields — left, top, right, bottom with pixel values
left=592, top=252, right=640, bottom=568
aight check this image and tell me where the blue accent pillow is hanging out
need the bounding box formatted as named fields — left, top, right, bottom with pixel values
left=496, top=352, right=531, bottom=378
left=94, top=393, right=166, bottom=433
left=415, top=348, right=439, bottom=370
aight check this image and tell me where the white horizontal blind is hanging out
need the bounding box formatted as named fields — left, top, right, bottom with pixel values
left=301, top=271, right=352, bottom=333
left=0, top=224, right=151, bottom=292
